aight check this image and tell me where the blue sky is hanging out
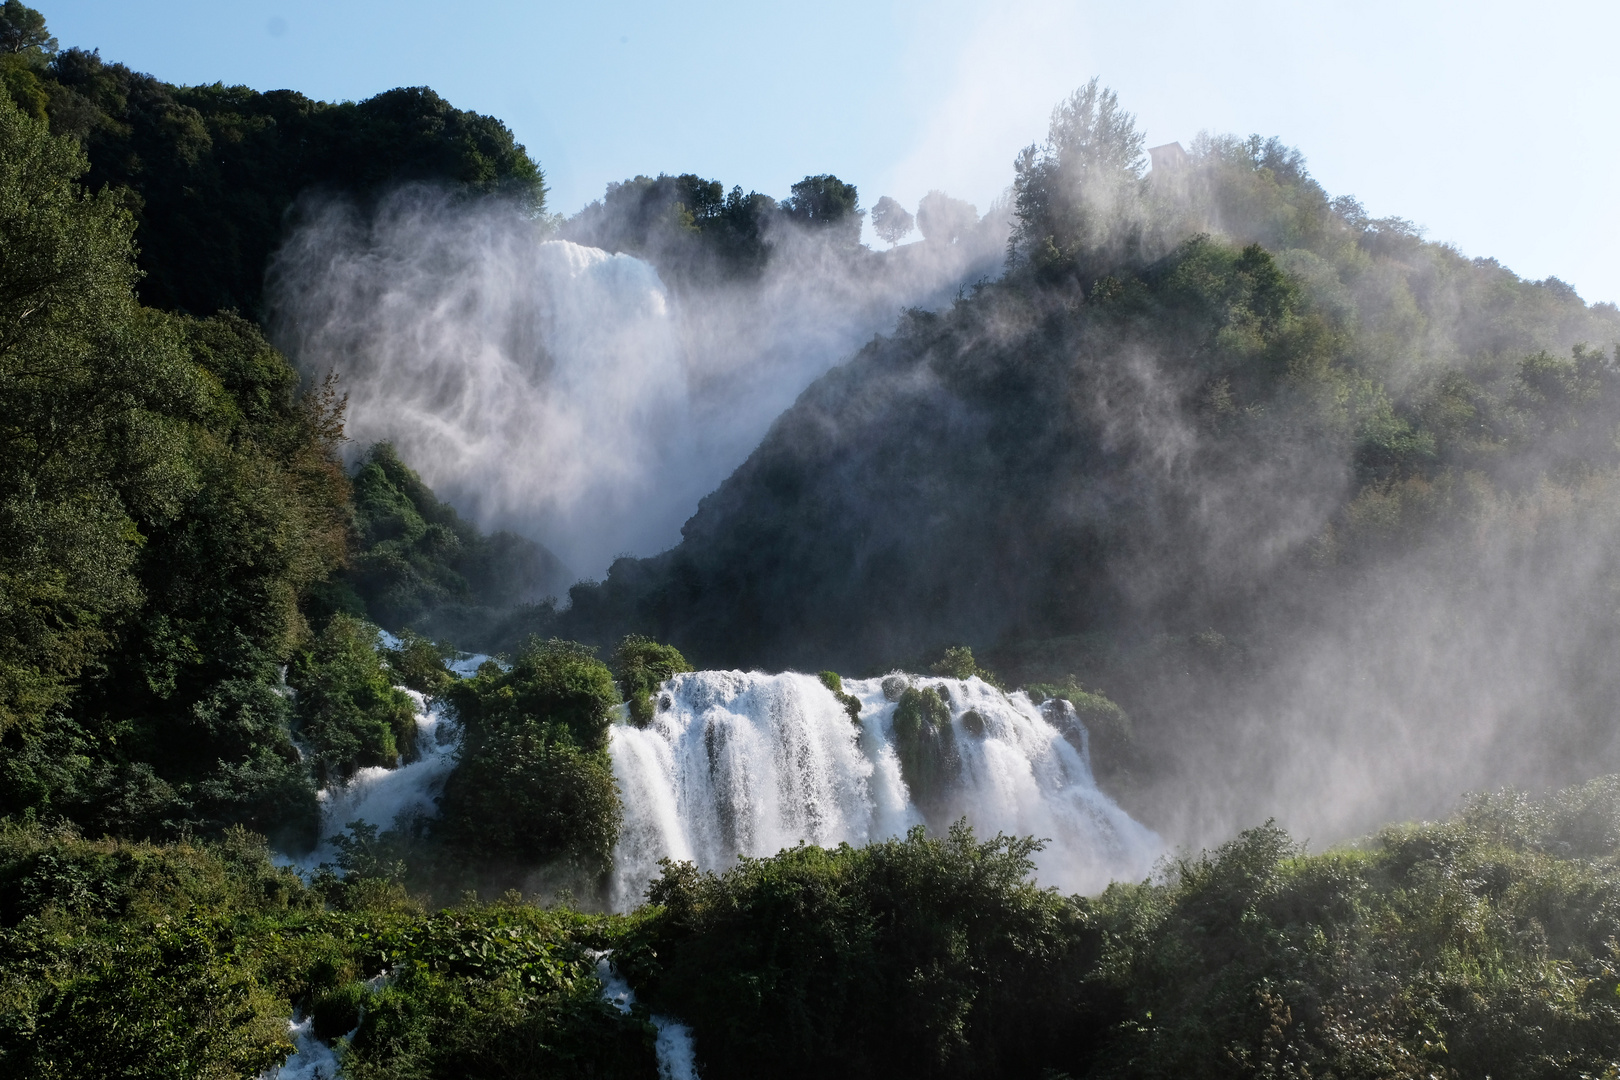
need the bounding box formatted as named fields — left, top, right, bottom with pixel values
left=44, top=0, right=1620, bottom=307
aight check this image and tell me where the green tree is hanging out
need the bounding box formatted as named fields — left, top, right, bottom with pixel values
left=291, top=615, right=419, bottom=786
left=0, top=1, right=54, bottom=61
left=783, top=174, right=863, bottom=246
left=915, top=190, right=976, bottom=244
left=1010, top=77, right=1145, bottom=270
left=869, top=194, right=914, bottom=246
left=0, top=89, right=161, bottom=737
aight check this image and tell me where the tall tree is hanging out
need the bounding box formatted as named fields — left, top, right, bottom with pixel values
left=870, top=194, right=915, bottom=246
left=783, top=174, right=864, bottom=246
left=1009, top=77, right=1145, bottom=270
left=0, top=1, right=53, bottom=59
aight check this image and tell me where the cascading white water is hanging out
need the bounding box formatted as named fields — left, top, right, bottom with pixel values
left=608, top=671, right=1160, bottom=910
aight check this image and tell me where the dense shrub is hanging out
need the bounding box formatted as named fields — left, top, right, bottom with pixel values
left=435, top=639, right=622, bottom=878
left=0, top=821, right=653, bottom=1079
left=817, top=670, right=863, bottom=724
left=612, top=634, right=692, bottom=726
left=628, top=824, right=1095, bottom=1080
left=290, top=614, right=419, bottom=786
left=344, top=442, right=569, bottom=637
left=383, top=630, right=455, bottom=697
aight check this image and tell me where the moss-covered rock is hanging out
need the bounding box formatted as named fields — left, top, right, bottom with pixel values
left=891, top=686, right=959, bottom=816
left=612, top=635, right=692, bottom=726
left=818, top=671, right=863, bottom=724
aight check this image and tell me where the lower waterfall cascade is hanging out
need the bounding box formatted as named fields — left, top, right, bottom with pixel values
left=607, top=670, right=1160, bottom=910
left=289, top=665, right=1160, bottom=904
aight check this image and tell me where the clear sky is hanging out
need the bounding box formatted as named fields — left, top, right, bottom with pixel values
left=42, top=0, right=1620, bottom=307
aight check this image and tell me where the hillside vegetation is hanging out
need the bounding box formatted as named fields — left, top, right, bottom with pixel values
left=9, top=778, right=1620, bottom=1077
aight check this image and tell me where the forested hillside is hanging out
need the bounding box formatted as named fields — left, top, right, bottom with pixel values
left=0, top=6, right=564, bottom=849
left=1, top=7, right=542, bottom=317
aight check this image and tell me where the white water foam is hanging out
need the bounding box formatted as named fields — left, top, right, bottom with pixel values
left=594, top=952, right=702, bottom=1080
left=608, top=671, right=1160, bottom=910
left=265, top=1015, right=340, bottom=1080
left=280, top=691, right=454, bottom=873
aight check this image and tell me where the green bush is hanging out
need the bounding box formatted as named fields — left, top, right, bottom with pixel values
left=612, top=634, right=692, bottom=726
left=290, top=614, right=418, bottom=786
left=435, top=639, right=622, bottom=879
left=383, top=630, right=455, bottom=697
left=818, top=670, right=863, bottom=724
left=630, top=824, right=1089, bottom=1080
left=928, top=645, right=1001, bottom=687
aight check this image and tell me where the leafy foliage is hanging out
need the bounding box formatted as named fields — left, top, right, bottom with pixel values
left=37, top=40, right=542, bottom=317
left=563, top=171, right=781, bottom=282
left=0, top=822, right=653, bottom=1079
left=782, top=173, right=863, bottom=246
left=339, top=442, right=569, bottom=639
left=817, top=670, right=863, bottom=724
left=435, top=639, right=622, bottom=879
left=612, top=634, right=691, bottom=726
left=289, top=614, right=418, bottom=787
left=0, top=88, right=350, bottom=845
left=630, top=823, right=1082, bottom=1080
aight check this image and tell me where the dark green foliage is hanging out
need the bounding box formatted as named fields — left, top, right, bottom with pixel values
left=341, top=922, right=656, bottom=1080
left=782, top=173, right=863, bottom=245
left=618, top=779, right=1620, bottom=1079
left=891, top=687, right=958, bottom=817
left=344, top=442, right=569, bottom=640
left=818, top=670, right=863, bottom=724
left=1010, top=77, right=1146, bottom=275
left=0, top=822, right=654, bottom=1079
left=929, top=644, right=1001, bottom=686
left=290, top=614, right=418, bottom=787
left=0, top=87, right=150, bottom=736
left=630, top=824, right=1090, bottom=1080
left=0, top=90, right=349, bottom=844
left=435, top=640, right=622, bottom=878
left=383, top=630, right=455, bottom=697
left=39, top=42, right=542, bottom=317
left=613, top=634, right=692, bottom=726
left=564, top=171, right=780, bottom=281
left=1076, top=803, right=1620, bottom=1079
left=10, top=778, right=1620, bottom=1079
left=0, top=2, right=52, bottom=60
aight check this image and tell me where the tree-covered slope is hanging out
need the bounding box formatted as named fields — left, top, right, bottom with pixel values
left=2, top=5, right=542, bottom=319
left=0, top=60, right=555, bottom=847
left=564, top=85, right=1619, bottom=673
left=557, top=85, right=1620, bottom=837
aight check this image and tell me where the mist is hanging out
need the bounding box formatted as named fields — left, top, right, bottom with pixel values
left=267, top=184, right=1005, bottom=580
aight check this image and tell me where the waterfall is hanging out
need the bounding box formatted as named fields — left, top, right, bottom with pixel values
left=282, top=662, right=1160, bottom=905
left=608, top=670, right=1160, bottom=910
